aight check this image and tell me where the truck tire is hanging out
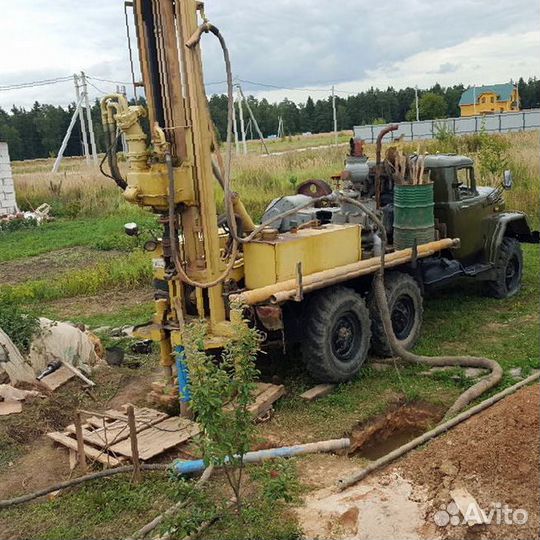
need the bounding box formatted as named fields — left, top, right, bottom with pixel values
left=368, top=272, right=423, bottom=357
left=485, top=238, right=523, bottom=299
left=301, top=286, right=371, bottom=383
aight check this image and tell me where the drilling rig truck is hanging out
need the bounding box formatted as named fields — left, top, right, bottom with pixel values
left=100, top=0, right=537, bottom=403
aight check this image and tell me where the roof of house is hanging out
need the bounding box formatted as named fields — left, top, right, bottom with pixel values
left=459, top=83, right=515, bottom=106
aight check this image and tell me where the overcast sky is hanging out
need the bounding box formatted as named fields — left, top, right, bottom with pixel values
left=0, top=0, right=538, bottom=110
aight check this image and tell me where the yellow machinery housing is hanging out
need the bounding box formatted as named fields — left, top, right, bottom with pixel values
left=244, top=225, right=362, bottom=289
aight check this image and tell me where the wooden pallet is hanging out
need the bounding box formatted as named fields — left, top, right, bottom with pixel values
left=47, top=384, right=285, bottom=467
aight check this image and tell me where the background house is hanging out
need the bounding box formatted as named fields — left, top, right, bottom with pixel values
left=459, top=83, right=520, bottom=117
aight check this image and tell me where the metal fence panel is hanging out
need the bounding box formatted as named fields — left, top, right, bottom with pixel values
left=353, top=109, right=540, bottom=142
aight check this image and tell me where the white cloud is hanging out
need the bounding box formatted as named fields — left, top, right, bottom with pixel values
left=0, top=0, right=538, bottom=109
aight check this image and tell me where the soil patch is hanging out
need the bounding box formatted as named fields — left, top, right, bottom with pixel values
left=295, top=385, right=538, bottom=540
left=395, top=384, right=539, bottom=540
left=0, top=247, right=123, bottom=286
left=43, top=288, right=154, bottom=321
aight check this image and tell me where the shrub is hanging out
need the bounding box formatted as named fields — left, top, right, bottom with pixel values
left=181, top=310, right=262, bottom=512
left=0, top=299, right=40, bottom=353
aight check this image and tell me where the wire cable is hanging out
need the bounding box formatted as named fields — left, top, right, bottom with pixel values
left=0, top=76, right=73, bottom=92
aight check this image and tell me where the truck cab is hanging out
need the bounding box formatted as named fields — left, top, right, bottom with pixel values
left=423, top=154, right=537, bottom=296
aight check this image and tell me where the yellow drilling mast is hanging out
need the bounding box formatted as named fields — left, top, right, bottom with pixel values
left=101, top=0, right=247, bottom=395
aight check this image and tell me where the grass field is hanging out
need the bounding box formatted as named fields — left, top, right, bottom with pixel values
left=0, top=130, right=538, bottom=539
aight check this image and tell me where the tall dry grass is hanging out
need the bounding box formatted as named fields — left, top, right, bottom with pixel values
left=11, top=131, right=539, bottom=224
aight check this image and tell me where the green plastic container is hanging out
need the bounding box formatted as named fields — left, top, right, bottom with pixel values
left=393, top=183, right=435, bottom=250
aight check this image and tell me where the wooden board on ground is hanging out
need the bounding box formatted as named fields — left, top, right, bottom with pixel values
left=109, top=416, right=201, bottom=460
left=0, top=329, right=35, bottom=384
left=41, top=366, right=75, bottom=391
left=222, top=383, right=285, bottom=417
left=65, top=407, right=168, bottom=447
left=0, top=400, right=23, bottom=415
left=249, top=384, right=286, bottom=417
left=47, top=383, right=286, bottom=466
left=300, top=384, right=335, bottom=402
left=47, top=431, right=123, bottom=467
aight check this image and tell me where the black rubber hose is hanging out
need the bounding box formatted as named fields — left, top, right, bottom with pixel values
left=0, top=463, right=168, bottom=509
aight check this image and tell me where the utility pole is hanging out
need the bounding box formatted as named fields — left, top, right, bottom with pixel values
left=332, top=85, right=338, bottom=146
left=52, top=94, right=85, bottom=173
left=236, top=86, right=248, bottom=154
left=116, top=84, right=129, bottom=153
left=74, top=74, right=90, bottom=165
left=237, top=85, right=269, bottom=155
left=277, top=116, right=284, bottom=139
left=231, top=92, right=240, bottom=155
left=415, top=85, right=420, bottom=122
left=246, top=118, right=253, bottom=141
left=80, top=72, right=98, bottom=166
left=473, top=84, right=477, bottom=115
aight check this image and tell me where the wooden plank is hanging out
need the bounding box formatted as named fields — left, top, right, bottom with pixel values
left=249, top=384, right=285, bottom=417
left=300, top=384, right=335, bottom=402
left=109, top=417, right=200, bottom=460
left=450, top=487, right=486, bottom=525
left=0, top=329, right=35, bottom=384
left=74, top=412, right=87, bottom=473
left=41, top=366, right=75, bottom=391
left=66, top=408, right=168, bottom=447
left=0, top=401, right=23, bottom=415
left=47, top=431, right=123, bottom=467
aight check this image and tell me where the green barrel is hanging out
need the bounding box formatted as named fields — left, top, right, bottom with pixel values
left=393, top=183, right=435, bottom=250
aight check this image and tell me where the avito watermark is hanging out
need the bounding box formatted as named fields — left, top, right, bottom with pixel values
left=434, top=502, right=528, bottom=527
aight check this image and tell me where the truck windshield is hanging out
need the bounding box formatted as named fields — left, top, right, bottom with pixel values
left=456, top=167, right=476, bottom=198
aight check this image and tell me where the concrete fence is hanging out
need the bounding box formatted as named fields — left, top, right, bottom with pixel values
left=353, top=109, right=540, bottom=143
left=0, top=142, right=18, bottom=216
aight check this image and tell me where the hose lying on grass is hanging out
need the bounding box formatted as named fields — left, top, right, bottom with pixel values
left=343, top=195, right=504, bottom=421
left=0, top=464, right=169, bottom=509
left=373, top=272, right=504, bottom=420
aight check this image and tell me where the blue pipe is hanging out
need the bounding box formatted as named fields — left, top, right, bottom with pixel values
left=175, top=346, right=191, bottom=403
left=171, top=438, right=350, bottom=476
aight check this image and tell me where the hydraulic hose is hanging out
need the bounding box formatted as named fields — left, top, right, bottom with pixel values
left=166, top=152, right=239, bottom=289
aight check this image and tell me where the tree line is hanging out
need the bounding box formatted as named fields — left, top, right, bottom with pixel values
left=0, top=77, right=538, bottom=161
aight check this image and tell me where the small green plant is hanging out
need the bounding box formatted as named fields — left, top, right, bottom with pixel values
left=0, top=217, right=37, bottom=233
left=433, top=123, right=458, bottom=153
left=0, top=298, right=40, bottom=353
left=288, top=175, right=298, bottom=189
left=250, top=458, right=301, bottom=503
left=182, top=308, right=263, bottom=512
left=477, top=122, right=510, bottom=176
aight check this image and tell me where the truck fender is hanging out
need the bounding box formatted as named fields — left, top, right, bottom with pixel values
left=485, top=212, right=538, bottom=264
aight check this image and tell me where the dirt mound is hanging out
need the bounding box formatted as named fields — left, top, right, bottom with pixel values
left=295, top=385, right=538, bottom=540
left=397, top=384, right=539, bottom=540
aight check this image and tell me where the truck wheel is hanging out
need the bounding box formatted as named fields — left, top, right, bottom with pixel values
left=301, top=286, right=371, bottom=383
left=485, top=238, right=523, bottom=299
left=368, top=272, right=423, bottom=357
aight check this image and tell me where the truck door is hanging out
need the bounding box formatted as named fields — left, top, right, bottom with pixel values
left=446, top=166, right=488, bottom=263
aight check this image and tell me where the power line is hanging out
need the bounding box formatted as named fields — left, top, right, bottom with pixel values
left=86, top=75, right=133, bottom=86
left=0, top=76, right=73, bottom=92
left=86, top=80, right=109, bottom=95
left=236, top=78, right=353, bottom=95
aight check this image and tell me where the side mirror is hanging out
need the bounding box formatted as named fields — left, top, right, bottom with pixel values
left=124, top=222, right=140, bottom=237
left=503, top=170, right=513, bottom=190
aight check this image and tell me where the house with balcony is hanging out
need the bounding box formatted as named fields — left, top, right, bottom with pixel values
left=459, top=83, right=520, bottom=117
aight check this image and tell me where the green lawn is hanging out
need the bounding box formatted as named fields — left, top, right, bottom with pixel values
left=0, top=209, right=154, bottom=262
left=0, top=202, right=538, bottom=540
